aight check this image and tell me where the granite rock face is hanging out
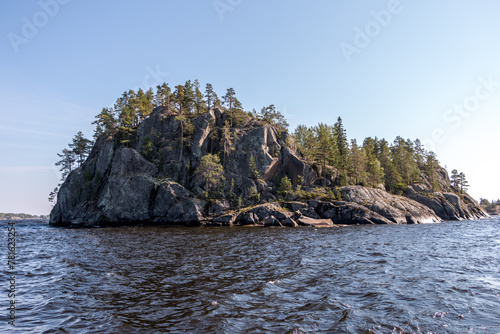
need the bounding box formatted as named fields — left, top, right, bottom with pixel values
left=404, top=184, right=486, bottom=221
left=50, top=139, right=205, bottom=227
left=50, top=107, right=486, bottom=227
left=50, top=108, right=314, bottom=227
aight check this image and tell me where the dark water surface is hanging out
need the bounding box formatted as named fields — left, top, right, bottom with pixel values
left=1, top=218, right=500, bottom=333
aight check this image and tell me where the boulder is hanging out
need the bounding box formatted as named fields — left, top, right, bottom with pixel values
left=237, top=212, right=258, bottom=226
left=281, top=217, right=298, bottom=227
left=318, top=201, right=394, bottom=225
left=296, top=217, right=334, bottom=227
left=212, top=214, right=237, bottom=226
left=263, top=216, right=282, bottom=227
left=341, top=186, right=440, bottom=224
left=282, top=201, right=308, bottom=212
left=247, top=203, right=282, bottom=221
left=208, top=200, right=230, bottom=216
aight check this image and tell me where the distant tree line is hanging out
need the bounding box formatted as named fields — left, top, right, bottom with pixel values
left=479, top=198, right=500, bottom=213
left=0, top=213, right=48, bottom=220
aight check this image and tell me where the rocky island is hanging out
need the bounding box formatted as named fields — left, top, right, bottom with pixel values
left=49, top=81, right=487, bottom=227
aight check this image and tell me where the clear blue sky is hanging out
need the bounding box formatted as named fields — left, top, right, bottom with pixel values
left=1, top=0, right=500, bottom=215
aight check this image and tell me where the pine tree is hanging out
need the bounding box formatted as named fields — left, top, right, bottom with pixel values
left=48, top=185, right=60, bottom=203
left=193, top=79, right=207, bottom=115
left=313, top=123, right=335, bottom=177
left=293, top=125, right=315, bottom=158
left=55, top=148, right=76, bottom=180
left=69, top=131, right=93, bottom=167
left=249, top=153, right=259, bottom=180
left=333, top=117, right=349, bottom=185
left=155, top=82, right=172, bottom=109
left=205, top=83, right=219, bottom=110
left=257, top=104, right=289, bottom=130
left=195, top=154, right=225, bottom=199
left=221, top=120, right=236, bottom=166
left=183, top=80, right=195, bottom=114
left=458, top=172, right=469, bottom=193
left=92, top=107, right=117, bottom=139
left=451, top=169, right=460, bottom=188
left=391, top=136, right=419, bottom=185
left=223, top=88, right=244, bottom=127
left=424, top=151, right=440, bottom=191
left=348, top=139, right=367, bottom=185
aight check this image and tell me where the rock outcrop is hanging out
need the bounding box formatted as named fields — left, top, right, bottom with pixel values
left=404, top=184, right=486, bottom=220
left=50, top=139, right=205, bottom=227
left=50, top=108, right=315, bottom=227
left=50, top=107, right=486, bottom=227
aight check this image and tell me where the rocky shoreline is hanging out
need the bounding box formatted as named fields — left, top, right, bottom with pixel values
left=50, top=107, right=487, bottom=228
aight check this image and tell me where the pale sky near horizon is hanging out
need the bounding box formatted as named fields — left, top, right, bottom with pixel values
left=1, top=0, right=500, bottom=215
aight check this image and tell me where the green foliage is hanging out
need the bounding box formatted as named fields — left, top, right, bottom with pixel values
left=278, top=176, right=293, bottom=196
left=229, top=178, right=235, bottom=200
left=205, top=83, right=219, bottom=110
left=141, top=137, right=154, bottom=160
left=451, top=169, right=469, bottom=193
left=334, top=117, right=349, bottom=171
left=296, top=175, right=304, bottom=191
left=248, top=154, right=259, bottom=180
left=255, top=104, right=289, bottom=130
left=195, top=154, right=225, bottom=199
left=293, top=125, right=315, bottom=158
left=480, top=198, right=499, bottom=213
left=292, top=120, right=456, bottom=194
left=394, top=182, right=407, bottom=195
left=221, top=120, right=236, bottom=166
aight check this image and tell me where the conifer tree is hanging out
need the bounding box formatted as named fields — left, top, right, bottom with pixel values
left=155, top=82, right=172, bottom=109
left=221, top=120, right=236, bottom=166
left=183, top=80, right=195, bottom=114
left=249, top=153, right=259, bottom=180
left=193, top=79, right=207, bottom=115
left=257, top=104, right=289, bottom=130
left=293, top=125, right=315, bottom=158
left=205, top=83, right=219, bottom=110
left=458, top=172, right=469, bottom=193
left=92, top=107, right=117, bottom=139
left=451, top=169, right=460, bottom=188
left=334, top=117, right=349, bottom=185
left=313, top=123, right=335, bottom=177
left=55, top=148, right=76, bottom=180
left=195, top=154, right=225, bottom=199
left=348, top=139, right=367, bottom=185
left=69, top=131, right=93, bottom=167
left=424, top=152, right=440, bottom=191
left=223, top=88, right=244, bottom=126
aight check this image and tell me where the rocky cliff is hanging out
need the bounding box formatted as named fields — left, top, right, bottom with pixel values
left=50, top=107, right=486, bottom=227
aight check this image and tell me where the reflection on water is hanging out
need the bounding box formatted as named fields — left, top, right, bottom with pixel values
left=1, top=219, right=500, bottom=333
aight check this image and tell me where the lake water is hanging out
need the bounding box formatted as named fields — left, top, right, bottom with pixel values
left=1, top=218, right=500, bottom=333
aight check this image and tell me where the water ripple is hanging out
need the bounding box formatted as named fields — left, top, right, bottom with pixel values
left=1, top=219, right=500, bottom=333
